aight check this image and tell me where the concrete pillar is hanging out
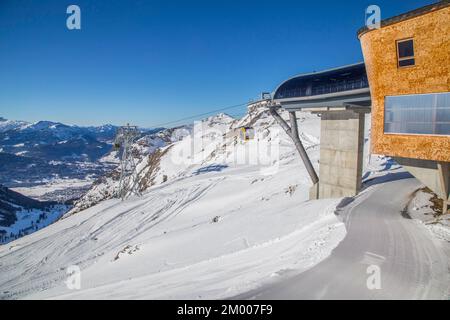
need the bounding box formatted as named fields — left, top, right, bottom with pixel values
left=318, top=110, right=365, bottom=198
left=394, top=157, right=441, bottom=194
left=437, top=162, right=449, bottom=214
left=394, top=158, right=449, bottom=214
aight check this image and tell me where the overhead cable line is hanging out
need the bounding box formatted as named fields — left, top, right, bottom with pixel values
left=146, top=102, right=248, bottom=129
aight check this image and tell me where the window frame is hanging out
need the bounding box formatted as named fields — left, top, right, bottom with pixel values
left=396, top=38, right=415, bottom=68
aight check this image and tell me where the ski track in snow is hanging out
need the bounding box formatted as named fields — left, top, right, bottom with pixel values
left=0, top=164, right=346, bottom=300
left=0, top=178, right=220, bottom=298
left=0, top=111, right=352, bottom=300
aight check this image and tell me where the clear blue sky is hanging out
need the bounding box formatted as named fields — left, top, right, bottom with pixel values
left=0, top=0, right=433, bottom=127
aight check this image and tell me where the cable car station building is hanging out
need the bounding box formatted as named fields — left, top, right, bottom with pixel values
left=359, top=1, right=449, bottom=212
left=264, top=1, right=449, bottom=211
left=271, top=62, right=370, bottom=199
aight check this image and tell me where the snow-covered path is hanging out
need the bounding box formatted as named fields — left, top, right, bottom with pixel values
left=238, top=175, right=450, bottom=300
left=0, top=163, right=345, bottom=299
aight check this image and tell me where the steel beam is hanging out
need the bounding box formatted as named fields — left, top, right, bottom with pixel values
left=269, top=108, right=319, bottom=185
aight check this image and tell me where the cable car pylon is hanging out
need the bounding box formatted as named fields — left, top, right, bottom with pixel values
left=113, top=124, right=141, bottom=200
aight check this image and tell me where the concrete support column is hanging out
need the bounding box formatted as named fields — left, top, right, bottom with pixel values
left=318, top=110, right=365, bottom=198
left=437, top=162, right=450, bottom=214
left=394, top=158, right=450, bottom=214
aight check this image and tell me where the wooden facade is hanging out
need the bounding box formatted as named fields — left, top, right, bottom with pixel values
left=358, top=2, right=450, bottom=162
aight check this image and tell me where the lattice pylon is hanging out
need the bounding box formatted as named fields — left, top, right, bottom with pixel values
left=114, top=124, right=141, bottom=200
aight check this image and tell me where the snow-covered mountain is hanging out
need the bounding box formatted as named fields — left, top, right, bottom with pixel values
left=0, top=117, right=29, bottom=133
left=67, top=125, right=193, bottom=214
left=68, top=109, right=320, bottom=216
left=0, top=119, right=117, bottom=163
left=0, top=185, right=68, bottom=244
left=0, top=106, right=350, bottom=299
left=0, top=118, right=170, bottom=243
left=0, top=119, right=115, bottom=190
left=0, top=117, right=163, bottom=194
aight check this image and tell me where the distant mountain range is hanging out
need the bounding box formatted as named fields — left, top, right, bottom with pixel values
left=0, top=117, right=163, bottom=188
left=0, top=117, right=165, bottom=244
left=0, top=117, right=29, bottom=132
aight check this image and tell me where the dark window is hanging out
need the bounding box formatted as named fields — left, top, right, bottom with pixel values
left=398, top=39, right=414, bottom=57
left=397, top=39, right=415, bottom=68
left=399, top=58, right=415, bottom=67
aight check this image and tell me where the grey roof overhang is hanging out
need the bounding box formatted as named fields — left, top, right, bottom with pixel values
left=274, top=86, right=371, bottom=112
left=273, top=62, right=366, bottom=95
left=272, top=62, right=372, bottom=111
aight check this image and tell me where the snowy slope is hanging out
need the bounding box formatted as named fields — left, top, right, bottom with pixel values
left=0, top=161, right=344, bottom=300
left=0, top=107, right=347, bottom=300
left=68, top=109, right=319, bottom=215
left=67, top=126, right=192, bottom=214
left=0, top=186, right=69, bottom=244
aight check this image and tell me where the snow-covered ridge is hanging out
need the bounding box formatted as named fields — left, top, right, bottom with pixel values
left=66, top=113, right=233, bottom=212
left=66, top=124, right=195, bottom=215
left=0, top=117, right=29, bottom=133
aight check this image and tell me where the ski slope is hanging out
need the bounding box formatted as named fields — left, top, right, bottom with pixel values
left=0, top=110, right=347, bottom=299
left=0, top=162, right=345, bottom=299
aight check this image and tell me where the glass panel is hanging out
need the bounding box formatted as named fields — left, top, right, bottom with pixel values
left=384, top=92, right=450, bottom=135
left=397, top=39, right=414, bottom=58
left=399, top=58, right=415, bottom=67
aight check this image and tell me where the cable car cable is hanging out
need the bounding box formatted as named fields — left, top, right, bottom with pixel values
left=146, top=102, right=248, bottom=129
